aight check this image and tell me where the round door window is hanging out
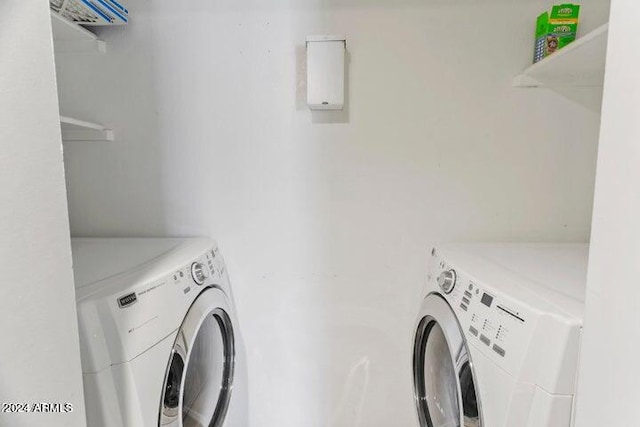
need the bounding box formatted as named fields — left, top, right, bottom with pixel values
left=159, top=291, right=236, bottom=427
left=414, top=319, right=460, bottom=427
left=413, top=295, right=482, bottom=427
left=182, top=309, right=235, bottom=427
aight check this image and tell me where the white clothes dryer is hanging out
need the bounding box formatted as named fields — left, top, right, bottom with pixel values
left=412, top=243, right=588, bottom=427
left=71, top=238, right=248, bottom=427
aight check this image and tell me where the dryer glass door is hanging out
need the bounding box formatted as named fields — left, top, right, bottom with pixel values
left=159, top=288, right=236, bottom=427
left=182, top=307, right=235, bottom=427
left=413, top=294, right=481, bottom=427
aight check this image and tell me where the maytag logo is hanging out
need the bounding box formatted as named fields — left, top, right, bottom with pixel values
left=117, top=292, right=138, bottom=308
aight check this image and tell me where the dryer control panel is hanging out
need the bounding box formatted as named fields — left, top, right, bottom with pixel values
left=171, top=246, right=226, bottom=295
left=427, top=249, right=537, bottom=376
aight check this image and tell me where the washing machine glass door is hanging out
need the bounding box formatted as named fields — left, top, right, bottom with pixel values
left=413, top=293, right=482, bottom=427
left=159, top=287, right=235, bottom=427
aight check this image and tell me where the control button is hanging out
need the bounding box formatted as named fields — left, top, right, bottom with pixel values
left=468, top=283, right=473, bottom=291
left=464, top=290, right=472, bottom=299
left=191, top=262, right=210, bottom=285
left=460, top=304, right=468, bottom=311
left=437, top=269, right=457, bottom=294
left=492, top=344, right=506, bottom=357
left=179, top=271, right=184, bottom=278
left=462, top=297, right=470, bottom=305
left=469, top=326, right=478, bottom=336
left=480, top=334, right=491, bottom=346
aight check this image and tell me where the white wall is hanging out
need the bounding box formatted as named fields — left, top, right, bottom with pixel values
left=574, top=0, right=639, bottom=424
left=0, top=1, right=86, bottom=426
left=58, top=1, right=604, bottom=426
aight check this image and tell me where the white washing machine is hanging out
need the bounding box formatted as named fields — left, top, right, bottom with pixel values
left=71, top=238, right=248, bottom=427
left=412, top=243, right=588, bottom=427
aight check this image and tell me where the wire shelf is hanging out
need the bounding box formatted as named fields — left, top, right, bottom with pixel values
left=50, top=0, right=128, bottom=26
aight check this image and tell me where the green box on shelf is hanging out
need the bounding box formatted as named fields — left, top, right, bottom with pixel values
left=551, top=3, right=581, bottom=21
left=533, top=4, right=581, bottom=63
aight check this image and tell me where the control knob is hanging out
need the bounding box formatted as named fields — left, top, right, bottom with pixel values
left=191, top=262, right=210, bottom=285
left=437, top=269, right=457, bottom=294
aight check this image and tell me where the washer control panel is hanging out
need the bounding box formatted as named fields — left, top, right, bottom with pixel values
left=172, top=247, right=225, bottom=294
left=428, top=248, right=536, bottom=374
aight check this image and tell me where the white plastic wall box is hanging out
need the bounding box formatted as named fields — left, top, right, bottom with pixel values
left=306, top=35, right=346, bottom=110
